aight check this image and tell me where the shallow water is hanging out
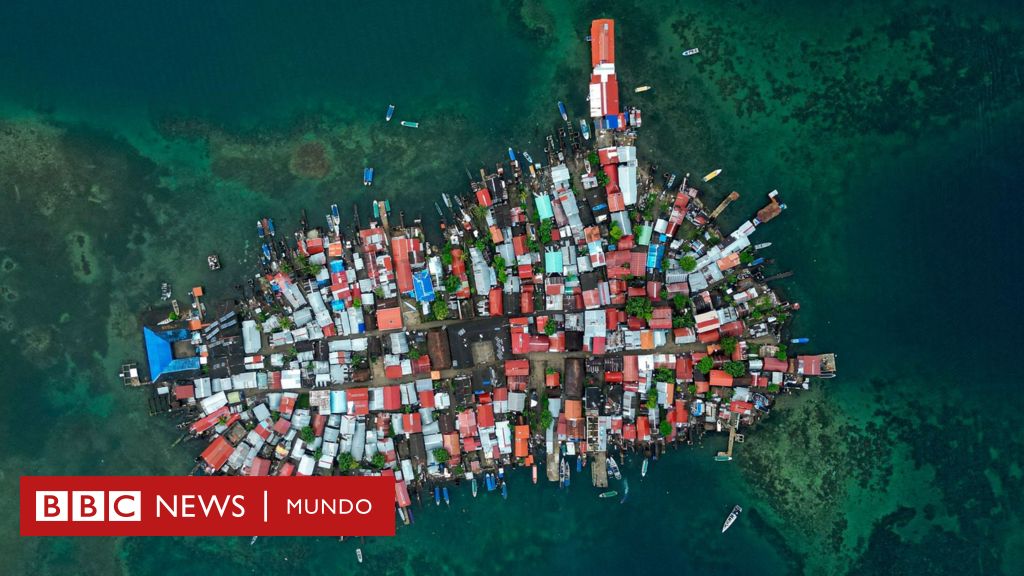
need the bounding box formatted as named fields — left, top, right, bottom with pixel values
left=1, top=1, right=1022, bottom=574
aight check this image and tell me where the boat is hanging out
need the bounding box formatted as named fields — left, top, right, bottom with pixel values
left=606, top=456, right=622, bottom=480
left=471, top=477, right=478, bottom=498
left=400, top=121, right=419, bottom=128
left=331, top=203, right=340, bottom=222
left=441, top=193, right=452, bottom=209
left=682, top=48, right=700, bottom=56
left=558, top=101, right=568, bottom=122
left=559, top=459, right=568, bottom=488
left=722, top=505, right=742, bottom=533
left=641, top=457, right=649, bottom=478
left=576, top=456, right=582, bottom=473
left=714, top=455, right=733, bottom=462
left=250, top=536, right=258, bottom=545
left=579, top=119, right=590, bottom=140
left=384, top=199, right=391, bottom=213
left=508, top=147, right=516, bottom=162
left=486, top=473, right=497, bottom=492
left=498, top=466, right=505, bottom=480
left=442, top=486, right=450, bottom=506
left=791, top=337, right=810, bottom=344
left=532, top=464, right=538, bottom=484
left=522, top=151, right=534, bottom=164
left=634, top=85, right=651, bottom=93
left=435, top=202, right=443, bottom=217
left=261, top=243, right=272, bottom=262
left=386, top=104, right=395, bottom=122
left=599, top=491, right=619, bottom=499
left=754, top=242, right=772, bottom=250
left=703, top=168, right=722, bottom=182
left=372, top=202, right=380, bottom=219
left=363, top=167, right=374, bottom=186
left=256, top=220, right=265, bottom=238
left=433, top=486, right=441, bottom=505
left=501, top=482, right=508, bottom=500
left=620, top=477, right=630, bottom=504
left=356, top=548, right=363, bottom=563
left=207, top=254, right=221, bottom=271
left=266, top=218, right=275, bottom=236
left=666, top=173, right=677, bottom=190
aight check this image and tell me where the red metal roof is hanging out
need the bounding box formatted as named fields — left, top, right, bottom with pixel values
left=377, top=307, right=403, bottom=331
left=709, top=370, right=734, bottom=387
left=505, top=359, right=530, bottom=377
left=200, top=436, right=233, bottom=470
left=401, top=413, right=422, bottom=434
left=383, top=386, right=402, bottom=411
left=347, top=387, right=370, bottom=415
left=477, top=404, right=495, bottom=428
left=248, top=456, right=270, bottom=476
left=590, top=19, right=615, bottom=66
left=418, top=389, right=436, bottom=408
left=489, top=287, right=504, bottom=316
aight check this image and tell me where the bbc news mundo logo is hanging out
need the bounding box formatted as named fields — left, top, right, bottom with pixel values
left=35, top=491, right=142, bottom=522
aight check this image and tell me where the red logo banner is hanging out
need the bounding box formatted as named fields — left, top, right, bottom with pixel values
left=20, top=476, right=396, bottom=536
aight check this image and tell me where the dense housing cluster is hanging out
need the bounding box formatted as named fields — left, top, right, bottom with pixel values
left=134, top=18, right=835, bottom=522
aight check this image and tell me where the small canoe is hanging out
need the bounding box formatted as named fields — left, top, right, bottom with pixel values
left=442, top=486, right=450, bottom=506
left=400, top=120, right=419, bottom=128
left=532, top=464, right=538, bottom=484
left=433, top=486, right=440, bottom=506
left=386, top=104, right=395, bottom=122
left=682, top=48, right=700, bottom=56
left=714, top=455, right=733, bottom=462
left=634, top=85, right=651, bottom=93
left=599, top=491, right=619, bottom=499
left=356, top=548, right=363, bottom=563
left=703, top=168, right=722, bottom=182
left=471, top=477, right=478, bottom=498
left=791, top=337, right=810, bottom=344
left=641, top=457, right=649, bottom=477
left=501, top=482, right=508, bottom=500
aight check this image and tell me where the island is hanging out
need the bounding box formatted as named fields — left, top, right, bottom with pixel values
left=127, top=18, right=836, bottom=524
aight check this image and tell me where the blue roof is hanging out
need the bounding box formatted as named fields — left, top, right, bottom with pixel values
left=329, top=260, right=345, bottom=274
left=412, top=269, right=435, bottom=302
left=143, top=327, right=200, bottom=382
left=605, top=114, right=621, bottom=129
left=646, top=244, right=665, bottom=270
left=535, top=195, right=554, bottom=220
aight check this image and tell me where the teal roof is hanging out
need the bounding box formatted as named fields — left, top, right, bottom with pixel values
left=545, top=251, right=563, bottom=274
left=535, top=195, right=554, bottom=220
left=636, top=225, right=653, bottom=246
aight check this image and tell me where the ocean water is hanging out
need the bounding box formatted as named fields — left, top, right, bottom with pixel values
left=1, top=1, right=1022, bottom=574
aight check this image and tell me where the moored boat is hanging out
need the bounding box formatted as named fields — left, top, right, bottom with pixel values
left=356, top=548, right=363, bottom=563
left=532, top=464, right=538, bottom=484
left=682, top=48, right=700, bottom=56
left=703, top=168, right=722, bottom=182
left=576, top=456, right=582, bottom=473
left=386, top=104, right=395, bottom=122
left=363, top=167, right=374, bottom=186
left=558, top=101, right=568, bottom=122
left=400, top=120, right=419, bottom=128
left=641, top=457, right=649, bottom=477
left=434, top=486, right=440, bottom=505
left=250, top=536, right=258, bottom=545
left=256, top=220, right=265, bottom=238
left=508, top=147, right=516, bottom=162
left=666, top=173, right=677, bottom=190
left=266, top=218, right=275, bottom=236
left=501, top=481, right=508, bottom=500
left=599, top=490, right=619, bottom=499
left=791, top=337, right=810, bottom=344
left=442, top=486, right=450, bottom=506
left=471, top=477, right=478, bottom=497
left=754, top=242, right=772, bottom=250
left=522, top=151, right=533, bottom=164
left=714, top=455, right=733, bottom=462
left=722, top=505, right=742, bottom=533
left=579, top=119, right=590, bottom=140
left=634, top=85, right=651, bottom=93
left=606, top=456, right=622, bottom=480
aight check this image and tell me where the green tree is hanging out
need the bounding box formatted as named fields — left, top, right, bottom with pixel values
left=767, top=384, right=781, bottom=394
left=432, top=299, right=450, bottom=321
left=687, top=384, right=697, bottom=395
left=353, top=297, right=362, bottom=308
left=720, top=337, right=738, bottom=356
left=596, top=171, right=610, bottom=186
left=370, top=452, right=387, bottom=469
left=723, top=361, right=746, bottom=378
left=653, top=367, right=675, bottom=383
left=445, top=274, right=461, bottom=293
left=679, top=255, right=698, bottom=272
left=646, top=391, right=658, bottom=409
left=409, top=348, right=422, bottom=360
left=587, top=152, right=599, bottom=166
left=300, top=426, right=315, bottom=443
left=697, top=356, right=714, bottom=374
left=544, top=320, right=556, bottom=336
left=608, top=222, right=623, bottom=242
left=337, top=452, right=357, bottom=471
left=626, top=297, right=653, bottom=320
left=432, top=448, right=450, bottom=463
left=314, top=448, right=323, bottom=461
left=775, top=344, right=788, bottom=361
left=739, top=249, right=754, bottom=265
left=538, top=220, right=553, bottom=244
left=659, top=420, right=673, bottom=437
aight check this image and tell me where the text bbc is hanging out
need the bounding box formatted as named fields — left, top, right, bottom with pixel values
left=36, top=491, right=142, bottom=522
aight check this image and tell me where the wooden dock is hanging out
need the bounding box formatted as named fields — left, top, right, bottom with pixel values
left=546, top=451, right=560, bottom=482
left=591, top=452, right=608, bottom=488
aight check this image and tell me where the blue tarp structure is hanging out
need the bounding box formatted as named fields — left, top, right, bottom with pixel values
left=646, top=243, right=665, bottom=270
left=412, top=269, right=435, bottom=302
left=535, top=195, right=554, bottom=221
left=329, top=260, right=345, bottom=274
left=143, top=327, right=200, bottom=382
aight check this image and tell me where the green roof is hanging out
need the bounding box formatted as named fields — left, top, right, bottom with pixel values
left=636, top=225, right=653, bottom=246
left=544, top=251, right=563, bottom=274
left=535, top=195, right=554, bottom=220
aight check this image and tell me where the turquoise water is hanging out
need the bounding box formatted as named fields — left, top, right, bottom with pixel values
left=1, top=1, right=1022, bottom=574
